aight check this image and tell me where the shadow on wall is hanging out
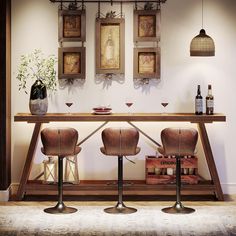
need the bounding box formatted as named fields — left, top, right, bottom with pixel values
left=95, top=74, right=125, bottom=89
left=134, top=78, right=161, bottom=94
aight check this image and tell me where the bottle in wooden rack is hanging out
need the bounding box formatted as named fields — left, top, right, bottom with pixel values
left=195, top=85, right=203, bottom=115
left=206, top=84, right=214, bottom=115
left=167, top=156, right=174, bottom=175
left=183, top=156, right=189, bottom=175
left=162, top=156, right=167, bottom=175
left=154, top=153, right=162, bottom=175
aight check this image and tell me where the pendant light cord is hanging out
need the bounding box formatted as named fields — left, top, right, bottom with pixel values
left=202, top=0, right=204, bottom=29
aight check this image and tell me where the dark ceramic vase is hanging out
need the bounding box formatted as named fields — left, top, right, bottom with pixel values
left=29, top=79, right=48, bottom=115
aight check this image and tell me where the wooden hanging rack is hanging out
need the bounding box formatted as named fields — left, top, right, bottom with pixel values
left=50, top=0, right=166, bottom=3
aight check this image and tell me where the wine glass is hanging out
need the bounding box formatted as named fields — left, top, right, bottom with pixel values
left=65, top=87, right=75, bottom=114
left=65, top=101, right=73, bottom=114
left=161, top=100, right=169, bottom=114
left=65, top=93, right=73, bottom=114
left=125, top=97, right=134, bottom=115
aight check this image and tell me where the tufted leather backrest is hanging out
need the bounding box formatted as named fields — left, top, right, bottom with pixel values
left=41, top=127, right=78, bottom=156
left=101, top=127, right=140, bottom=156
left=161, top=128, right=198, bottom=156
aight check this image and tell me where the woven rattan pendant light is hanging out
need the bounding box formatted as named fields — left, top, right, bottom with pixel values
left=190, top=0, right=215, bottom=56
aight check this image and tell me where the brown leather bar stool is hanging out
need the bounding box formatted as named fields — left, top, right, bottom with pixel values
left=158, top=128, right=198, bottom=214
left=100, top=127, right=140, bottom=214
left=41, top=127, right=81, bottom=214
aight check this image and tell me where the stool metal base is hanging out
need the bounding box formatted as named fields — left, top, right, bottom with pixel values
left=104, top=202, right=137, bottom=214
left=162, top=202, right=195, bottom=214
left=44, top=202, right=77, bottom=214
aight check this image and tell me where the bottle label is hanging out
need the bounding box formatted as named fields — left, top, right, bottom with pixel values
left=195, top=98, right=203, bottom=112
left=207, top=100, right=214, bottom=108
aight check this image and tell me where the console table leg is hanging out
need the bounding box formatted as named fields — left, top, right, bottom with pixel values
left=197, top=123, right=224, bottom=201
left=16, top=123, right=42, bottom=200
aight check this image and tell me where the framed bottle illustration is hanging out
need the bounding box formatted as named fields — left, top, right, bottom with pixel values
left=133, top=10, right=160, bottom=42
left=58, top=10, right=86, bottom=42
left=95, top=17, right=125, bottom=74
left=133, top=47, right=160, bottom=79
left=58, top=47, right=86, bottom=80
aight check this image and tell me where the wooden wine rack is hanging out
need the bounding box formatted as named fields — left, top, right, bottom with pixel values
left=146, top=156, right=199, bottom=185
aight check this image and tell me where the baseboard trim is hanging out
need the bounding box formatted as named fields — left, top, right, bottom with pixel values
left=222, top=183, right=236, bottom=194
left=0, top=187, right=10, bottom=202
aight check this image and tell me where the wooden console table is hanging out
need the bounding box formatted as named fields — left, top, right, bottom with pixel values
left=14, top=113, right=226, bottom=200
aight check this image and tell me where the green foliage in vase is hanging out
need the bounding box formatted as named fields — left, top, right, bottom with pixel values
left=16, top=49, right=57, bottom=94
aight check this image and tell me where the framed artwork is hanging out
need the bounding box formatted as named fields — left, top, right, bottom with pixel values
left=58, top=47, right=86, bottom=80
left=133, top=47, right=160, bottom=79
left=58, top=10, right=86, bottom=42
left=133, top=10, right=160, bottom=42
left=95, top=18, right=125, bottom=74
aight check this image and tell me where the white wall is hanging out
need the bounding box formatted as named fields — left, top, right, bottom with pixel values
left=11, top=0, right=236, bottom=193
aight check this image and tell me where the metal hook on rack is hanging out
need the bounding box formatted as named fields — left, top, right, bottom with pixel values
left=97, top=1, right=101, bottom=18
left=135, top=0, right=137, bottom=10
left=105, top=73, right=113, bottom=80
left=68, top=0, right=78, bottom=10
left=156, top=0, right=160, bottom=10
left=60, top=0, right=63, bottom=10
left=111, top=0, right=113, bottom=6
left=82, top=0, right=84, bottom=9
left=142, top=78, right=150, bottom=85
left=50, top=0, right=167, bottom=3
left=120, top=1, right=123, bottom=18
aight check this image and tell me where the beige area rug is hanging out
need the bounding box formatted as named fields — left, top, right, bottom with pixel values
left=0, top=203, right=236, bottom=236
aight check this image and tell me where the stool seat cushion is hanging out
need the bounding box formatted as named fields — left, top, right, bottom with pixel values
left=41, top=145, right=81, bottom=157
left=41, top=128, right=81, bottom=156
left=100, top=146, right=140, bottom=156
left=157, top=146, right=164, bottom=155
left=160, top=128, right=198, bottom=156
left=100, top=127, right=140, bottom=156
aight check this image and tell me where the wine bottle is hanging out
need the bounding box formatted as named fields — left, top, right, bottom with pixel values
left=206, top=84, right=214, bottom=115
left=105, top=29, right=114, bottom=65
left=188, top=155, right=195, bottom=175
left=195, top=85, right=203, bottom=115
left=183, top=156, right=189, bottom=175
left=162, top=156, right=167, bottom=175
left=154, top=152, right=162, bottom=175
left=167, top=156, right=174, bottom=175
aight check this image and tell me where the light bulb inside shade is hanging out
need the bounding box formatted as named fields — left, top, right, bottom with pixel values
left=190, top=29, right=215, bottom=56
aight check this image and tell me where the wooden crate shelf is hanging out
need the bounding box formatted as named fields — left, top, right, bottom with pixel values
left=146, top=156, right=199, bottom=185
